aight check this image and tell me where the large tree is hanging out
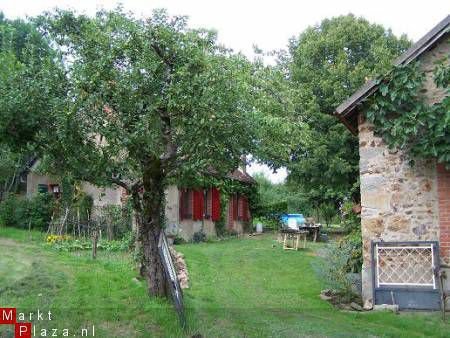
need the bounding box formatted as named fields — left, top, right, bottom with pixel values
left=0, top=14, right=64, bottom=200
left=285, top=15, right=411, bottom=207
left=26, top=8, right=274, bottom=297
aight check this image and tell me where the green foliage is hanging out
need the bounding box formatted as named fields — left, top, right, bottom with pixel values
left=0, top=146, right=23, bottom=200
left=286, top=15, right=411, bottom=206
left=192, top=231, right=207, bottom=243
left=95, top=204, right=133, bottom=240
left=0, top=15, right=66, bottom=152
left=365, top=60, right=450, bottom=166
left=318, top=202, right=337, bottom=226
left=342, top=228, right=363, bottom=273
left=32, top=8, right=264, bottom=188
left=49, top=236, right=132, bottom=252
left=252, top=172, right=310, bottom=216
left=340, top=200, right=360, bottom=232
left=315, top=242, right=357, bottom=302
left=0, top=193, right=54, bottom=230
left=315, top=200, right=362, bottom=300
left=172, top=234, right=187, bottom=245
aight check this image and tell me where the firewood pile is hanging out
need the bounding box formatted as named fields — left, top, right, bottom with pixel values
left=169, top=246, right=189, bottom=289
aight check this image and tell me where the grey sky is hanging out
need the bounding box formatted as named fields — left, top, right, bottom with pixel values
left=1, top=0, right=449, bottom=182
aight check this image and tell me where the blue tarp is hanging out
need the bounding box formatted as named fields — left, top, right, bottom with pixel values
left=280, top=213, right=305, bottom=226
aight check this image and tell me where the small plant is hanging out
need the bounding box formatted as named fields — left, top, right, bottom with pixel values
left=46, top=234, right=72, bottom=243
left=226, top=229, right=239, bottom=237
left=192, top=231, right=206, bottom=243
left=314, top=242, right=358, bottom=303
left=314, top=202, right=362, bottom=303
left=46, top=232, right=134, bottom=252
left=173, top=234, right=186, bottom=245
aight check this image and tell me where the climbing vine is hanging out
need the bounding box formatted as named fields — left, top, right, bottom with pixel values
left=364, top=58, right=450, bottom=167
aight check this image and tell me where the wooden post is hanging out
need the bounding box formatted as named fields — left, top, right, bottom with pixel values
left=28, top=220, right=32, bottom=241
left=92, top=229, right=98, bottom=259
left=77, top=208, right=81, bottom=237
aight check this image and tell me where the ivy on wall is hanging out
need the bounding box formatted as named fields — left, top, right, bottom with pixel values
left=364, top=57, right=450, bottom=167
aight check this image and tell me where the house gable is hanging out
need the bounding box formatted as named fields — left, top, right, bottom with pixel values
left=334, top=16, right=450, bottom=309
left=335, top=15, right=450, bottom=134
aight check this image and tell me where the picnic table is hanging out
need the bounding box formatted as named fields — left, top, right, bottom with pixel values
left=280, top=229, right=308, bottom=250
left=299, top=224, right=321, bottom=242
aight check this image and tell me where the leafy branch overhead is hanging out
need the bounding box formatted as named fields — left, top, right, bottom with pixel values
left=365, top=57, right=450, bottom=167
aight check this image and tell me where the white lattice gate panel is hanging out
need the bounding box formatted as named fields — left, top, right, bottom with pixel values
left=375, top=244, right=436, bottom=288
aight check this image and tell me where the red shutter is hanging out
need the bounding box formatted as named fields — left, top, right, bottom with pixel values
left=211, top=188, right=221, bottom=221
left=193, top=190, right=204, bottom=220
left=242, top=196, right=250, bottom=221
left=232, top=194, right=238, bottom=221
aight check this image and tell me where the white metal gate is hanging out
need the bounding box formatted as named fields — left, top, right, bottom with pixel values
left=372, top=241, right=441, bottom=310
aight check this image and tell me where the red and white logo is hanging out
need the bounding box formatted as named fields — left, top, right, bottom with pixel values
left=1, top=308, right=32, bottom=338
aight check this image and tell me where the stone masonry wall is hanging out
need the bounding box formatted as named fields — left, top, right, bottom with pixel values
left=358, top=118, right=439, bottom=307
left=358, top=34, right=449, bottom=308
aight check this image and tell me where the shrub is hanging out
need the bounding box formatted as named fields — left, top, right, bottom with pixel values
left=173, top=234, right=186, bottom=245
left=0, top=193, right=54, bottom=230
left=26, top=193, right=54, bottom=230
left=215, top=218, right=226, bottom=237
left=314, top=202, right=362, bottom=302
left=0, top=194, right=22, bottom=228
left=343, top=229, right=363, bottom=273
left=192, top=231, right=206, bottom=243
left=314, top=242, right=358, bottom=303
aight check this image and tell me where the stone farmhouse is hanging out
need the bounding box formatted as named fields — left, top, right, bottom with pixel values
left=335, top=15, right=449, bottom=310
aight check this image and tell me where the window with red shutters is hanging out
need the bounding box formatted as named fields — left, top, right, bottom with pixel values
left=211, top=188, right=221, bottom=221
left=192, top=189, right=204, bottom=220
left=235, top=195, right=250, bottom=221
left=243, top=196, right=250, bottom=221
left=237, top=194, right=244, bottom=220
left=232, top=194, right=238, bottom=221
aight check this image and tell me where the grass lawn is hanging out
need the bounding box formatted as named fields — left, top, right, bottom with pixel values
left=0, top=227, right=449, bottom=337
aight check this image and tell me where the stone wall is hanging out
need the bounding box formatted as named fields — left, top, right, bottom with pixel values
left=358, top=118, right=440, bottom=307
left=26, top=172, right=57, bottom=197
left=80, top=182, right=122, bottom=208
left=26, top=170, right=123, bottom=209
left=358, top=34, right=449, bottom=308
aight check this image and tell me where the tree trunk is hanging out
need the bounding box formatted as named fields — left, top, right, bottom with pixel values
left=132, top=158, right=168, bottom=298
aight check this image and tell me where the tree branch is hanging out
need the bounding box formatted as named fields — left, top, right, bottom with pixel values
left=110, top=177, right=131, bottom=193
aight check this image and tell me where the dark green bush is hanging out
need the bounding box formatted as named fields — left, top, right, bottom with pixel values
left=0, top=193, right=53, bottom=230
left=27, top=193, right=54, bottom=230
left=192, top=231, right=206, bottom=243
left=173, top=234, right=186, bottom=245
